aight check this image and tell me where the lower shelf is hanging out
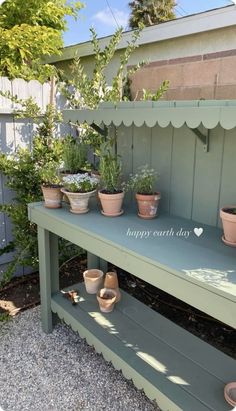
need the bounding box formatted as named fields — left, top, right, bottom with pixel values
left=51, top=284, right=235, bottom=411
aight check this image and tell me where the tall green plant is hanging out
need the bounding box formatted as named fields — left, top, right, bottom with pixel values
left=62, top=26, right=145, bottom=109
left=0, top=100, right=64, bottom=285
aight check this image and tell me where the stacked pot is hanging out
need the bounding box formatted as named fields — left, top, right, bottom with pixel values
left=83, top=269, right=121, bottom=313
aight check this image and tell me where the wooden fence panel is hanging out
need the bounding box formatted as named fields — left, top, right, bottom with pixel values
left=0, top=77, right=52, bottom=276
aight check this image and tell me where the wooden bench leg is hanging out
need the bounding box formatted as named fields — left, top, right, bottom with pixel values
left=38, top=227, right=59, bottom=333
left=87, top=252, right=108, bottom=273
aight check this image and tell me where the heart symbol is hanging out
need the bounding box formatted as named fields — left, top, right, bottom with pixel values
left=194, top=227, right=203, bottom=237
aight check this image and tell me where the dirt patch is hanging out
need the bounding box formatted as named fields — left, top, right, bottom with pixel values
left=0, top=256, right=235, bottom=359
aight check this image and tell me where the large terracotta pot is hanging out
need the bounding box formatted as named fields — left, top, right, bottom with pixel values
left=220, top=207, right=236, bottom=246
left=61, top=188, right=96, bottom=214
left=136, top=192, right=161, bottom=219
left=83, top=269, right=104, bottom=294
left=98, top=190, right=124, bottom=217
left=41, top=185, right=62, bottom=209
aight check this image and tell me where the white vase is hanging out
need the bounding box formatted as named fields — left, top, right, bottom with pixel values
left=61, top=188, right=96, bottom=214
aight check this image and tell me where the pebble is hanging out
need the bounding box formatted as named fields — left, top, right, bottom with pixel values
left=0, top=307, right=161, bottom=411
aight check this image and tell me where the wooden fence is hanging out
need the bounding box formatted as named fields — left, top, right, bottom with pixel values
left=0, top=78, right=52, bottom=276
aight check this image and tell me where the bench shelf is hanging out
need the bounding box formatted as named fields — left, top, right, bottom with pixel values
left=28, top=201, right=236, bottom=411
left=52, top=284, right=235, bottom=411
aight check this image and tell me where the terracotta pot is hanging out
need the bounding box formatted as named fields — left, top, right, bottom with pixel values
left=136, top=192, right=161, bottom=219
left=83, top=269, right=104, bottom=294
left=41, top=185, right=62, bottom=209
left=61, top=188, right=96, bottom=214
left=104, top=271, right=121, bottom=302
left=224, top=382, right=236, bottom=407
left=97, top=288, right=117, bottom=313
left=220, top=207, right=236, bottom=246
left=98, top=190, right=124, bottom=217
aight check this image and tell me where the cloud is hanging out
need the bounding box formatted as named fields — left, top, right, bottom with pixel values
left=92, top=7, right=129, bottom=28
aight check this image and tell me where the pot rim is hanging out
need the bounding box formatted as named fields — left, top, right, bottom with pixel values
left=61, top=188, right=97, bottom=196
left=83, top=269, right=104, bottom=280
left=136, top=192, right=161, bottom=200
left=220, top=207, right=236, bottom=222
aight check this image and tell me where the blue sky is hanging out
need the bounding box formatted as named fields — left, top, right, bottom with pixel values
left=63, top=0, right=233, bottom=46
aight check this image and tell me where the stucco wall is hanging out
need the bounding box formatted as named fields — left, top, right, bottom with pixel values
left=55, top=26, right=236, bottom=100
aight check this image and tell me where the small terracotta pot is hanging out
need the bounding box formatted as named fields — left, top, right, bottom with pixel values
left=220, top=207, right=236, bottom=245
left=41, top=185, right=63, bottom=209
left=104, top=272, right=121, bottom=302
left=224, top=382, right=236, bottom=407
left=97, top=288, right=117, bottom=313
left=136, top=192, right=161, bottom=219
left=83, top=269, right=104, bottom=294
left=98, top=190, right=124, bottom=217
left=61, top=188, right=96, bottom=214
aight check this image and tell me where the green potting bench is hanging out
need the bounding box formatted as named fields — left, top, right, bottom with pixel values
left=29, top=101, right=236, bottom=411
left=28, top=201, right=236, bottom=411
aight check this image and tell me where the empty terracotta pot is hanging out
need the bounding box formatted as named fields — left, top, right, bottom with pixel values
left=104, top=271, right=121, bottom=302
left=224, top=382, right=236, bottom=407
left=83, top=269, right=104, bottom=294
left=97, top=288, right=117, bottom=313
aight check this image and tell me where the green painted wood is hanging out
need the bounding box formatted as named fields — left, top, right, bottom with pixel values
left=28, top=203, right=236, bottom=328
left=132, top=125, right=152, bottom=172
left=50, top=233, right=59, bottom=292
left=51, top=284, right=234, bottom=411
left=62, top=101, right=236, bottom=130
left=218, top=128, right=236, bottom=226
left=37, top=227, right=54, bottom=333
left=117, top=124, right=133, bottom=177
left=170, top=125, right=196, bottom=219
left=87, top=252, right=100, bottom=269
left=192, top=125, right=225, bottom=226
left=151, top=125, right=173, bottom=213
left=117, top=291, right=236, bottom=382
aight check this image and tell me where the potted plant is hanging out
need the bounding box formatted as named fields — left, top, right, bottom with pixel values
left=220, top=207, right=236, bottom=246
left=98, top=145, right=124, bottom=217
left=125, top=165, right=161, bottom=219
left=61, top=173, right=98, bottom=214
left=60, top=137, right=88, bottom=176
left=40, top=163, right=63, bottom=209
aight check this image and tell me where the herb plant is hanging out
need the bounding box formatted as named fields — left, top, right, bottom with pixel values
left=125, top=165, right=159, bottom=195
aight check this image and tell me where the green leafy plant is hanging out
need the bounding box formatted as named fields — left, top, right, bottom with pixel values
left=61, top=26, right=146, bottom=167
left=99, top=143, right=122, bottom=193
left=124, top=165, right=159, bottom=194
left=0, top=100, right=64, bottom=286
left=142, top=80, right=170, bottom=101
left=0, top=0, right=83, bottom=81
left=62, top=137, right=88, bottom=174
left=62, top=173, right=98, bottom=193
left=40, top=163, right=61, bottom=186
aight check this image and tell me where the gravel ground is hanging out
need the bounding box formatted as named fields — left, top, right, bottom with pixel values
left=0, top=307, right=161, bottom=411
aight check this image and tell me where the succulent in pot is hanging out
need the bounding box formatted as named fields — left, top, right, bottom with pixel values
left=61, top=173, right=98, bottom=214
left=220, top=206, right=236, bottom=247
left=98, top=145, right=124, bottom=217
left=125, top=165, right=160, bottom=219
left=40, top=163, right=62, bottom=209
